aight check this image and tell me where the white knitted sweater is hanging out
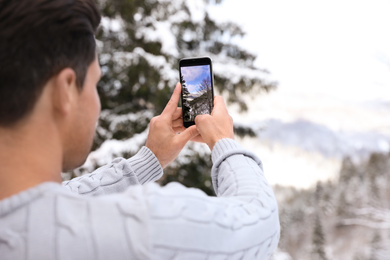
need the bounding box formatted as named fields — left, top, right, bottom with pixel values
left=0, top=139, right=280, bottom=259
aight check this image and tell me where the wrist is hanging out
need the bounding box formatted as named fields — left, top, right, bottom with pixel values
left=128, top=146, right=163, bottom=184
left=207, top=133, right=234, bottom=151
left=211, top=138, right=238, bottom=162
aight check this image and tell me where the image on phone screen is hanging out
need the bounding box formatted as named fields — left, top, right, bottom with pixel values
left=180, top=60, right=214, bottom=127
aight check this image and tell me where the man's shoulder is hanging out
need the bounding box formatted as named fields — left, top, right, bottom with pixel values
left=0, top=182, right=147, bottom=259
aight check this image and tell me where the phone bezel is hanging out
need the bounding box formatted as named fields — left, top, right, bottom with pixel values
left=179, top=57, right=214, bottom=128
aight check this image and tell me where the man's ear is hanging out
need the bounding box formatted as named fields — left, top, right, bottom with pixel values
left=51, top=68, right=78, bottom=116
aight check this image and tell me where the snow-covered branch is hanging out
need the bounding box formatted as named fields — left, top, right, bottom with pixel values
left=340, top=206, right=390, bottom=229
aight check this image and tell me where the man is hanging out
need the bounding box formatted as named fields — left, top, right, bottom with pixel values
left=0, top=0, right=280, bottom=259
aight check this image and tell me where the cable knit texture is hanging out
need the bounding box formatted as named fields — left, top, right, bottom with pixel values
left=0, top=139, right=280, bottom=259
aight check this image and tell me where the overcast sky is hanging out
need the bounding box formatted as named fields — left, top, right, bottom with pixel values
left=211, top=0, right=390, bottom=102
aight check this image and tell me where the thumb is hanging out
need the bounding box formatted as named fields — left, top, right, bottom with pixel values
left=176, top=125, right=199, bottom=145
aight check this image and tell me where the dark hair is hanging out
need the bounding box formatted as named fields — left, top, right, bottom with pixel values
left=0, top=0, right=101, bottom=126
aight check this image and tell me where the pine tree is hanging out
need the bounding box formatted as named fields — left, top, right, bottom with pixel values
left=337, top=157, right=356, bottom=217
left=366, top=153, right=389, bottom=207
left=339, top=157, right=356, bottom=185
left=311, top=213, right=328, bottom=260
left=312, top=182, right=328, bottom=260
left=367, top=157, right=381, bottom=207
left=369, top=232, right=382, bottom=260
left=71, top=0, right=276, bottom=193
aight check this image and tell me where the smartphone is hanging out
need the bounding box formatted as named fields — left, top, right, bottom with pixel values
left=179, top=57, right=214, bottom=128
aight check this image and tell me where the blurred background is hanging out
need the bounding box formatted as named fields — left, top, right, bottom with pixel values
left=68, top=0, right=390, bottom=259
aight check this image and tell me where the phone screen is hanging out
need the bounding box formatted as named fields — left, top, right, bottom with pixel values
left=179, top=57, right=214, bottom=127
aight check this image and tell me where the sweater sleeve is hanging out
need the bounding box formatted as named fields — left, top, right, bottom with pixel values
left=62, top=146, right=163, bottom=195
left=143, top=138, right=280, bottom=259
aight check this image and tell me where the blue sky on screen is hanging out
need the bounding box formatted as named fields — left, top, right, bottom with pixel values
left=181, top=65, right=210, bottom=93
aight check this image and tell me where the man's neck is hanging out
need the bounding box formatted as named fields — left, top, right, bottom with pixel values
left=0, top=119, right=62, bottom=200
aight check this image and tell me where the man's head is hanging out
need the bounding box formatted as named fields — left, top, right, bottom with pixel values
left=0, top=0, right=102, bottom=171
left=0, top=0, right=101, bottom=126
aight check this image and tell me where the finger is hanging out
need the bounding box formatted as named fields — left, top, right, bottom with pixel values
left=162, top=82, right=181, bottom=117
left=191, top=135, right=205, bottom=143
left=213, top=95, right=223, bottom=105
left=176, top=125, right=199, bottom=145
left=172, top=118, right=184, bottom=128
left=173, top=125, right=186, bottom=133
left=194, top=113, right=211, bottom=124
left=172, top=107, right=182, bottom=120
left=211, top=96, right=228, bottom=115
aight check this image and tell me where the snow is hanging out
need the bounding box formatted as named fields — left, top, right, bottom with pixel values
left=341, top=207, right=390, bottom=229
left=107, top=47, right=177, bottom=86
left=213, top=60, right=271, bottom=85
left=171, top=142, right=210, bottom=167
left=132, top=0, right=210, bottom=57
left=269, top=249, right=292, bottom=260
left=103, top=110, right=154, bottom=132
left=100, top=16, right=128, bottom=44
left=82, top=130, right=149, bottom=172
left=136, top=19, right=179, bottom=57
left=185, top=0, right=207, bottom=23
left=100, top=16, right=123, bottom=32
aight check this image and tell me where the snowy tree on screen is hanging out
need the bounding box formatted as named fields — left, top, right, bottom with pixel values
left=68, top=0, right=276, bottom=194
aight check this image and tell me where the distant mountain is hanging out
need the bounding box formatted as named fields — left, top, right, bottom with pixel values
left=251, top=119, right=390, bottom=161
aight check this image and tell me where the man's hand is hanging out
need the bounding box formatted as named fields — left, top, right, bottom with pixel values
left=145, top=83, right=199, bottom=168
left=195, top=96, right=234, bottom=150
